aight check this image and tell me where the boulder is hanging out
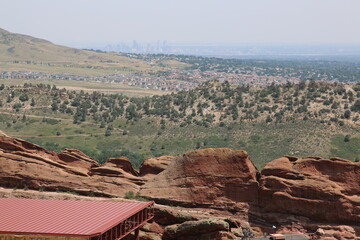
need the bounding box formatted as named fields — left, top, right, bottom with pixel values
left=313, top=225, right=359, bottom=240
left=153, top=205, right=197, bottom=225
left=140, top=222, right=164, bottom=234
left=175, top=218, right=229, bottom=236
left=163, top=218, right=230, bottom=240
left=140, top=148, right=259, bottom=206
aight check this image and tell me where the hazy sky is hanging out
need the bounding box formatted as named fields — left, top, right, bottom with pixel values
left=1, top=0, right=360, bottom=46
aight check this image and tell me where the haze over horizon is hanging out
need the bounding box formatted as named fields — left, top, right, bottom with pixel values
left=1, top=0, right=360, bottom=49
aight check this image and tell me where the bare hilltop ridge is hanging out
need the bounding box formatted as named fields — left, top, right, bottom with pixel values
left=0, top=27, right=149, bottom=71
left=0, top=133, right=359, bottom=239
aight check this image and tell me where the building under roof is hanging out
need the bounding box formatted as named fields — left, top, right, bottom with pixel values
left=0, top=198, right=154, bottom=240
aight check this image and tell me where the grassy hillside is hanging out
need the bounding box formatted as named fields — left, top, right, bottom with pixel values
left=0, top=81, right=359, bottom=168
left=0, top=28, right=159, bottom=75
left=1, top=114, right=358, bottom=169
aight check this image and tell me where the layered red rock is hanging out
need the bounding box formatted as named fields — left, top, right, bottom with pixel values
left=163, top=218, right=231, bottom=240
left=90, top=157, right=144, bottom=185
left=0, top=132, right=359, bottom=238
left=139, top=156, right=174, bottom=178
left=58, top=148, right=100, bottom=175
left=0, top=134, right=140, bottom=197
left=106, top=157, right=139, bottom=176
left=140, top=148, right=259, bottom=206
left=259, top=156, right=360, bottom=224
left=0, top=134, right=59, bottom=161
left=312, top=225, right=359, bottom=240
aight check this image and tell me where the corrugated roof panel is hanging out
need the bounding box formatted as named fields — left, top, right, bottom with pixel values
left=0, top=198, right=153, bottom=237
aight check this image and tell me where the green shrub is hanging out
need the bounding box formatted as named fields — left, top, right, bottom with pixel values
left=124, top=191, right=148, bottom=201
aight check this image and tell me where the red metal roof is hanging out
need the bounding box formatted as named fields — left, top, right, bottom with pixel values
left=0, top=198, right=154, bottom=237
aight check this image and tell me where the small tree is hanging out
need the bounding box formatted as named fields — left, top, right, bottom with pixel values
left=350, top=100, right=360, bottom=112
left=30, top=98, right=36, bottom=107
left=105, top=128, right=111, bottom=137
left=266, top=115, right=273, bottom=123
left=13, top=103, right=22, bottom=112
left=51, top=101, right=58, bottom=111
left=19, top=94, right=29, bottom=102
left=344, top=110, right=351, bottom=119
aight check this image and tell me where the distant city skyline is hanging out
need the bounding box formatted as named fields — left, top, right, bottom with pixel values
left=90, top=41, right=360, bottom=57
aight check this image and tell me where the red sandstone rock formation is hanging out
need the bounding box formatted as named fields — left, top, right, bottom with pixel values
left=58, top=148, right=100, bottom=175
left=90, top=157, right=144, bottom=185
left=0, top=133, right=59, bottom=161
left=106, top=157, right=139, bottom=176
left=139, top=156, right=174, bottom=178
left=312, top=225, right=359, bottom=240
left=0, top=132, right=359, bottom=238
left=259, top=156, right=360, bottom=224
left=0, top=134, right=140, bottom=197
left=140, top=148, right=259, bottom=206
left=163, top=218, right=231, bottom=240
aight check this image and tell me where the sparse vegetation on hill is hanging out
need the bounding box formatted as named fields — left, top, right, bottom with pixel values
left=1, top=81, right=359, bottom=127
left=0, top=81, right=359, bottom=168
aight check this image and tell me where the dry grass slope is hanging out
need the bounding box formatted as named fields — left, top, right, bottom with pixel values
left=0, top=28, right=153, bottom=75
